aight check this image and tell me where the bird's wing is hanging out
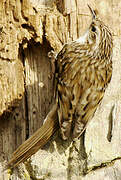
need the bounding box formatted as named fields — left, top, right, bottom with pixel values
left=55, top=42, right=88, bottom=139
left=55, top=42, right=106, bottom=140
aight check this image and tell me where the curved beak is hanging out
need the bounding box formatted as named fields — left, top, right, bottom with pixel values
left=87, top=4, right=96, bottom=19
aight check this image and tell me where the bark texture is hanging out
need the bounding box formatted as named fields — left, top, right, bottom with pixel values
left=0, top=0, right=121, bottom=179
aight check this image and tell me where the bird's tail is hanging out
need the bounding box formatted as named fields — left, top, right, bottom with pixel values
left=7, top=104, right=59, bottom=168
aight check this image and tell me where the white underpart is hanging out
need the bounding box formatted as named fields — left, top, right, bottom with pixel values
left=76, top=31, right=89, bottom=44
left=75, top=27, right=101, bottom=52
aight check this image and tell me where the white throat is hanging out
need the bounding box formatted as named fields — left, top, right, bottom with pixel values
left=76, top=31, right=89, bottom=44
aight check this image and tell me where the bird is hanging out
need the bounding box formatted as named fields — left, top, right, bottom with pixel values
left=7, top=5, right=113, bottom=168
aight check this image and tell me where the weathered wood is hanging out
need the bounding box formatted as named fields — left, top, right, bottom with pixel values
left=24, top=41, right=54, bottom=136
left=7, top=104, right=59, bottom=168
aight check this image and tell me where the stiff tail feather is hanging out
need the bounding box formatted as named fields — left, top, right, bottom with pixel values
left=7, top=104, right=59, bottom=168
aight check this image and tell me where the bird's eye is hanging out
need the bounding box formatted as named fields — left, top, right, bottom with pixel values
left=91, top=26, right=96, bottom=32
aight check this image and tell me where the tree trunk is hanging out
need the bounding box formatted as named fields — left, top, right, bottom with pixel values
left=0, top=0, right=121, bottom=179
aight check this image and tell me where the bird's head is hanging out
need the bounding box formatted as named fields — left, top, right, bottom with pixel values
left=76, top=5, right=113, bottom=59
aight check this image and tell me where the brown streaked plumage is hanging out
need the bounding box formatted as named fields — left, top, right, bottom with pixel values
left=56, top=14, right=113, bottom=139
left=7, top=5, right=113, bottom=168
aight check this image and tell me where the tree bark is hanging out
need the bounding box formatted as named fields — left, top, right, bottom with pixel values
left=0, top=0, right=121, bottom=179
